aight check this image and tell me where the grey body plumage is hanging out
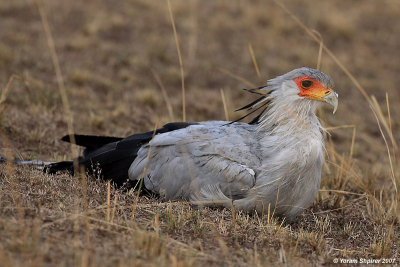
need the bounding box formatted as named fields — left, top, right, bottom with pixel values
left=43, top=67, right=337, bottom=221
left=129, top=120, right=323, bottom=221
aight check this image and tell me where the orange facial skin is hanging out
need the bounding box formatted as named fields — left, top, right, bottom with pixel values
left=294, top=76, right=333, bottom=101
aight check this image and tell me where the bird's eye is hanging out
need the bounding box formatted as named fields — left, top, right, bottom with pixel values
left=301, top=80, right=313, bottom=89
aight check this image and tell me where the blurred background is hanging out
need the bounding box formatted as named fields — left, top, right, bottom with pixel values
left=0, top=0, right=399, bottom=176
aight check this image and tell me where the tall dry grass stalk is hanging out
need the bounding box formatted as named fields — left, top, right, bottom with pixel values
left=187, top=0, right=199, bottom=66
left=167, top=0, right=186, bottom=122
left=111, top=193, right=118, bottom=223
left=36, top=4, right=95, bottom=265
left=220, top=89, right=229, bottom=121
left=311, top=30, right=323, bottom=70
left=371, top=101, right=398, bottom=195
left=37, top=0, right=94, bottom=245
left=151, top=69, right=175, bottom=120
left=0, top=132, right=23, bottom=226
left=131, top=123, right=159, bottom=222
left=0, top=75, right=23, bottom=116
left=36, top=1, right=77, bottom=156
left=107, top=180, right=111, bottom=222
left=248, top=42, right=262, bottom=83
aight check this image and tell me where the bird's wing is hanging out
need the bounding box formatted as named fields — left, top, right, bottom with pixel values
left=45, top=122, right=196, bottom=185
left=128, top=122, right=261, bottom=202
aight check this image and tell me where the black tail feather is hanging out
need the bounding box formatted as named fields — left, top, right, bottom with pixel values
left=44, top=161, right=74, bottom=174
left=61, top=135, right=123, bottom=152
left=45, top=122, right=195, bottom=186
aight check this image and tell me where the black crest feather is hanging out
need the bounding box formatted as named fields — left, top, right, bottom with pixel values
left=231, top=87, right=273, bottom=125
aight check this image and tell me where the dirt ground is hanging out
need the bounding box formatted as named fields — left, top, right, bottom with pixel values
left=0, top=0, right=399, bottom=266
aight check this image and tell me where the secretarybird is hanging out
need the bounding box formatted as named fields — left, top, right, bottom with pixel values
left=43, top=67, right=338, bottom=221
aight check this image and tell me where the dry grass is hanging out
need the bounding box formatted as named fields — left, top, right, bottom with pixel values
left=0, top=0, right=399, bottom=266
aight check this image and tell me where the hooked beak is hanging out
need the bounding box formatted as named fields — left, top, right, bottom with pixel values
left=324, top=91, right=338, bottom=114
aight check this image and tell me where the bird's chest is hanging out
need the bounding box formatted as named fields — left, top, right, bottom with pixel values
left=293, top=138, right=324, bottom=168
left=255, top=134, right=324, bottom=216
left=258, top=133, right=324, bottom=187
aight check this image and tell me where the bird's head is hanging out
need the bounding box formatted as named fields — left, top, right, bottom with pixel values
left=267, top=67, right=338, bottom=114
left=236, top=67, right=338, bottom=125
